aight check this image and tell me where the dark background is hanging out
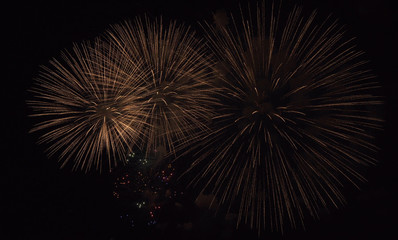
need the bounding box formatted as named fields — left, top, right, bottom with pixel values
left=3, top=0, right=397, bottom=239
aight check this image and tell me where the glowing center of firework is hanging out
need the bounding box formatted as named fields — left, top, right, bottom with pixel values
left=150, top=88, right=176, bottom=106
left=243, top=89, right=276, bottom=117
left=256, top=102, right=273, bottom=114
left=95, top=103, right=116, bottom=118
left=243, top=101, right=274, bottom=117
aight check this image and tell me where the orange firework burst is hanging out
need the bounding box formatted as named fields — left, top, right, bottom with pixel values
left=184, top=2, right=383, bottom=232
left=29, top=39, right=151, bottom=171
left=105, top=17, right=217, bottom=157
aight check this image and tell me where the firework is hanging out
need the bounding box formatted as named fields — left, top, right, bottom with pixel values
left=105, top=17, right=217, bottom=156
left=29, top=39, right=150, bottom=171
left=184, top=2, right=383, bottom=232
left=113, top=150, right=184, bottom=230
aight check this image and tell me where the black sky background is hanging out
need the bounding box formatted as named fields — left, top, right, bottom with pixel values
left=3, top=0, right=397, bottom=239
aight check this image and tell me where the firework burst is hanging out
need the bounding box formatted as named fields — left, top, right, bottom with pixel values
left=105, top=17, right=217, bottom=156
left=185, top=2, right=383, bottom=232
left=29, top=39, right=150, bottom=171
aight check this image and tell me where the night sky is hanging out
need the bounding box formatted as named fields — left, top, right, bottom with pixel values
left=4, top=0, right=397, bottom=239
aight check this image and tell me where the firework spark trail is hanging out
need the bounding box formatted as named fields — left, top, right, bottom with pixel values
left=29, top=39, right=151, bottom=172
left=105, top=17, right=218, bottom=157
left=184, top=2, right=383, bottom=232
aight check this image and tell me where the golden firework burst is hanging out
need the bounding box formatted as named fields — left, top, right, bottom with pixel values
left=184, top=1, right=383, bottom=232
left=105, top=17, right=217, bottom=156
left=29, top=39, right=150, bottom=171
